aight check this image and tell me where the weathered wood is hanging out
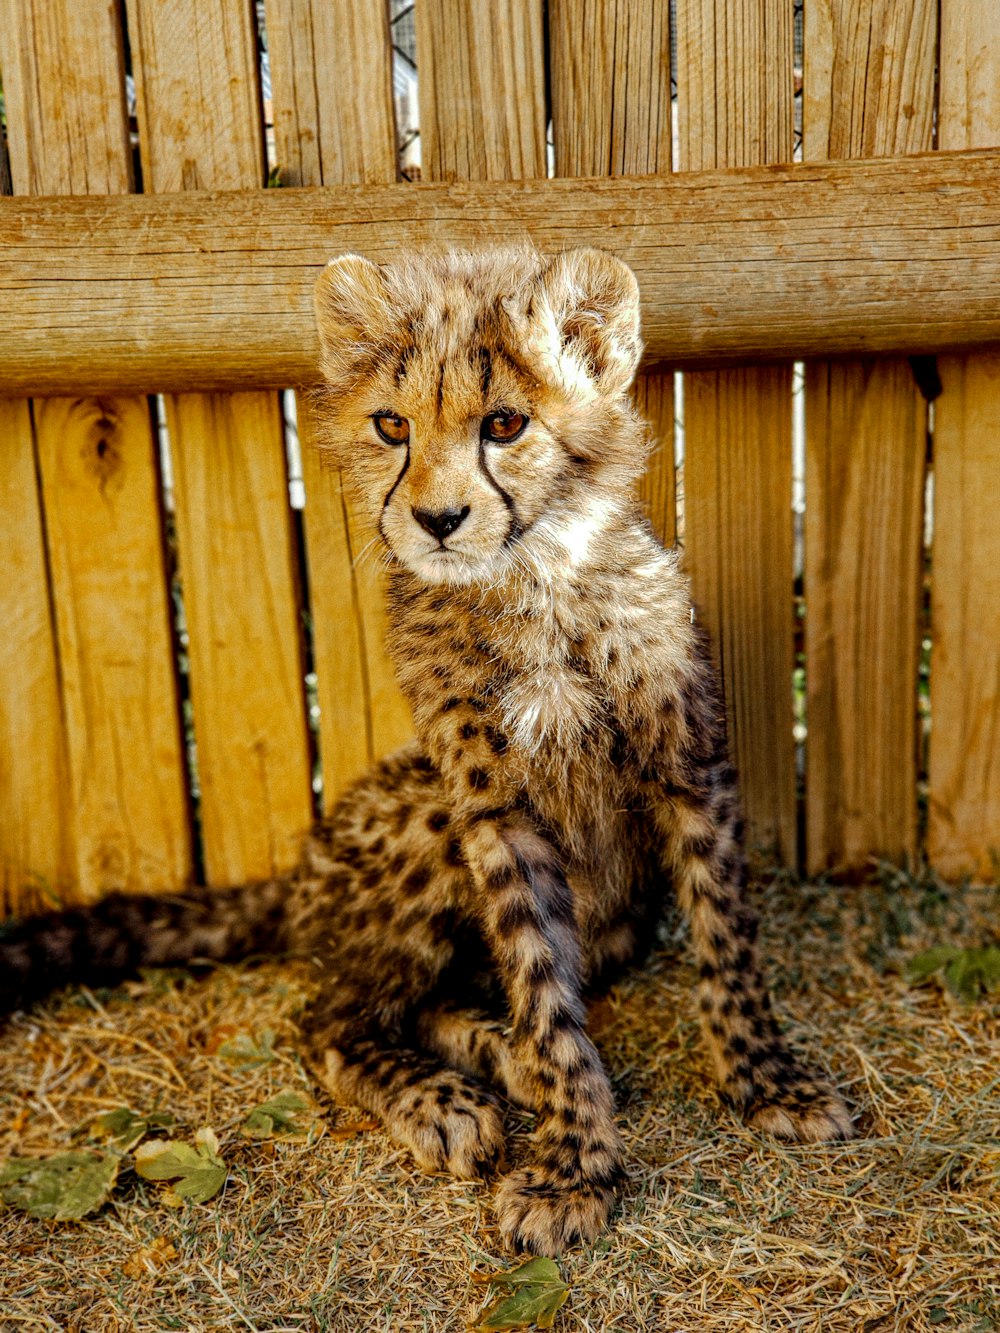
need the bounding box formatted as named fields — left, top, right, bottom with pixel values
left=550, top=0, right=675, bottom=548
left=803, top=0, right=935, bottom=873
left=4, top=150, right=997, bottom=395
left=804, top=361, right=926, bottom=869
left=415, top=0, right=547, bottom=182
left=675, top=0, right=797, bottom=863
left=0, top=0, right=190, bottom=910
left=34, top=397, right=192, bottom=896
left=125, top=0, right=264, bottom=193
left=164, top=390, right=313, bottom=882
left=264, top=0, right=396, bottom=189
left=929, top=1, right=1000, bottom=880
left=266, top=0, right=412, bottom=806
left=632, top=375, right=677, bottom=549
left=0, top=0, right=133, bottom=195
left=126, top=0, right=312, bottom=886
left=0, top=398, right=73, bottom=915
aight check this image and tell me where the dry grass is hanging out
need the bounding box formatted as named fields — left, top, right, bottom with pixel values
left=1, top=870, right=998, bottom=1333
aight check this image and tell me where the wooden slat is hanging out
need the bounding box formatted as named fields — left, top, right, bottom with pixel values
left=5, top=151, right=1000, bottom=396
left=265, top=0, right=396, bottom=189
left=0, top=0, right=190, bottom=909
left=0, top=0, right=132, bottom=196
left=415, top=0, right=547, bottom=182
left=803, top=0, right=935, bottom=873
left=674, top=0, right=797, bottom=863
left=34, top=397, right=191, bottom=897
left=929, top=2, right=1000, bottom=880
left=0, top=398, right=73, bottom=915
left=265, top=0, right=412, bottom=806
left=550, top=0, right=675, bottom=547
left=125, top=0, right=312, bottom=885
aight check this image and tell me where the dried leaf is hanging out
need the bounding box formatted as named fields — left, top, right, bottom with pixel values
left=473, top=1258, right=570, bottom=1331
left=0, top=1151, right=120, bottom=1221
left=328, top=1117, right=380, bottom=1141
left=134, top=1127, right=227, bottom=1205
left=241, top=1090, right=320, bottom=1141
left=93, top=1107, right=176, bottom=1152
left=122, top=1236, right=179, bottom=1278
left=216, top=1030, right=277, bottom=1067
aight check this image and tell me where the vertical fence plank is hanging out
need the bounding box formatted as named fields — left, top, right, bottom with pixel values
left=265, top=0, right=413, bottom=807
left=0, top=0, right=190, bottom=910
left=803, top=1, right=935, bottom=874
left=125, top=0, right=312, bottom=885
left=549, top=0, right=675, bottom=548
left=415, top=0, right=546, bottom=182
left=930, top=3, right=1000, bottom=880
left=0, top=398, right=73, bottom=914
left=673, top=0, right=797, bottom=865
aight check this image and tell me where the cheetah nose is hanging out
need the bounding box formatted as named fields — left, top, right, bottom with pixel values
left=411, top=506, right=470, bottom=542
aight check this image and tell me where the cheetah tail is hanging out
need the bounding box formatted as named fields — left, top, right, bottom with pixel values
left=0, top=880, right=290, bottom=1016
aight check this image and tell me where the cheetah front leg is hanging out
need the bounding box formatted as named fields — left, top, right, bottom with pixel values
left=649, top=685, right=853, bottom=1142
left=460, top=812, right=625, bottom=1254
left=302, top=985, right=507, bottom=1181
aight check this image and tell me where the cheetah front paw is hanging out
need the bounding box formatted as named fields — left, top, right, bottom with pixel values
left=746, top=1079, right=854, bottom=1143
left=495, top=1164, right=623, bottom=1254
left=392, top=1074, right=506, bottom=1178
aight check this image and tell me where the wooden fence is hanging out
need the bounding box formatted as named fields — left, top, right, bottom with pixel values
left=1, top=0, right=998, bottom=916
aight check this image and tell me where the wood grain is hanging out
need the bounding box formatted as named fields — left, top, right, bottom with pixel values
left=0, top=0, right=190, bottom=910
left=34, top=397, right=191, bottom=896
left=3, top=150, right=1000, bottom=397
left=929, top=1, right=1000, bottom=879
left=550, top=0, right=675, bottom=547
left=265, top=0, right=412, bottom=806
left=803, top=0, right=935, bottom=873
left=415, top=0, right=547, bottom=182
left=0, top=0, right=132, bottom=196
left=0, top=398, right=73, bottom=915
left=674, top=0, right=797, bottom=863
left=264, top=0, right=396, bottom=188
left=127, top=0, right=312, bottom=886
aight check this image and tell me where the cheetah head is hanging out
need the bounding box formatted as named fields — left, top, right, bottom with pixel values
left=312, top=247, right=647, bottom=586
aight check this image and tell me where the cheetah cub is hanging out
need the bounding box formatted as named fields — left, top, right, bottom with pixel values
left=1, top=248, right=851, bottom=1254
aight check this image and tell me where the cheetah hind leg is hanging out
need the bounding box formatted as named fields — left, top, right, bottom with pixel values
left=302, top=1005, right=507, bottom=1180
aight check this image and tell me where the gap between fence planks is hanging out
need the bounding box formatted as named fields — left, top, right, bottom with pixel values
left=124, top=0, right=313, bottom=888
left=803, top=0, right=935, bottom=874
left=674, top=0, right=797, bottom=864
left=265, top=0, right=413, bottom=805
left=549, top=0, right=676, bottom=549
left=3, top=149, right=1000, bottom=398
left=0, top=0, right=190, bottom=915
left=929, top=1, right=1000, bottom=881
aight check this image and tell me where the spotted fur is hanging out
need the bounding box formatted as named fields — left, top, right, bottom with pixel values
left=0, top=248, right=851, bottom=1254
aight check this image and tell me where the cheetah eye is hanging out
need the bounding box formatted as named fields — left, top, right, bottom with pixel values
left=481, top=411, right=528, bottom=444
left=373, top=413, right=410, bottom=445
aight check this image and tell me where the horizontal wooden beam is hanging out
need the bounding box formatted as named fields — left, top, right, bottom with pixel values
left=2, top=148, right=1000, bottom=396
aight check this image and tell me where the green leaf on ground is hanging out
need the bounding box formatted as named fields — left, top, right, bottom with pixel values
left=241, top=1090, right=319, bottom=1141
left=216, top=1030, right=277, bottom=1067
left=134, top=1127, right=227, bottom=1205
left=0, top=1151, right=120, bottom=1221
left=93, top=1107, right=176, bottom=1152
left=908, top=946, right=1000, bottom=1000
left=473, top=1257, right=570, bottom=1330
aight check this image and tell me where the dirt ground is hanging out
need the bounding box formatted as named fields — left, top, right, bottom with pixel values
left=1, top=870, right=997, bottom=1333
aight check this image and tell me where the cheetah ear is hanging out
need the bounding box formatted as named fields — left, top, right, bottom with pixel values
left=314, top=253, right=394, bottom=383
left=530, top=248, right=643, bottom=397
